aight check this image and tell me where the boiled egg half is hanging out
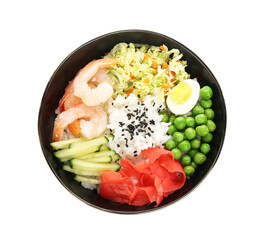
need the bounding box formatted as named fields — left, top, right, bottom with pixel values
left=167, top=79, right=200, bottom=115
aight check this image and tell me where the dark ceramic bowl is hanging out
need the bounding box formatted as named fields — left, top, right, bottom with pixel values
left=38, top=30, right=226, bottom=214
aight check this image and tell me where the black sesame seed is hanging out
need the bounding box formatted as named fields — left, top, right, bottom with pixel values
left=138, top=94, right=140, bottom=98
left=119, top=122, right=125, bottom=127
left=117, top=144, right=120, bottom=147
left=133, top=150, right=137, bottom=153
left=127, top=124, right=135, bottom=131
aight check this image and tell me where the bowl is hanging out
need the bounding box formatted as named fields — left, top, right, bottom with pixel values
left=38, top=30, right=226, bottom=214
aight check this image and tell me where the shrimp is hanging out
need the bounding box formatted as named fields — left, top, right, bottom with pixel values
left=56, top=80, right=82, bottom=114
left=53, top=58, right=117, bottom=140
left=73, top=58, right=119, bottom=106
left=55, top=80, right=83, bottom=136
left=92, top=68, right=112, bottom=84
left=52, top=104, right=107, bottom=142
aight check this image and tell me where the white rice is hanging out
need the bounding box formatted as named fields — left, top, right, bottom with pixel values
left=106, top=94, right=170, bottom=158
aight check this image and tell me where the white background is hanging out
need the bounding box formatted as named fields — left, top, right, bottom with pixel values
left=1, top=0, right=263, bottom=239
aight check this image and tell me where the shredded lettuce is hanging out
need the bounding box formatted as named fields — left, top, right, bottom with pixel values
left=105, top=43, right=190, bottom=100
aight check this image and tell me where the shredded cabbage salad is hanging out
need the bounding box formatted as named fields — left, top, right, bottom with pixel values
left=105, top=43, right=190, bottom=100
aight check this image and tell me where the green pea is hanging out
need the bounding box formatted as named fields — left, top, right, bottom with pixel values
left=202, top=133, right=213, bottom=143
left=190, top=138, right=201, bottom=149
left=184, top=166, right=195, bottom=176
left=165, top=139, right=176, bottom=150
left=200, top=143, right=211, bottom=154
left=192, top=105, right=204, bottom=115
left=205, top=109, right=215, bottom=120
left=178, top=140, right=191, bottom=152
left=171, top=148, right=182, bottom=160
left=191, top=161, right=198, bottom=169
left=200, top=86, right=213, bottom=100
left=167, top=124, right=177, bottom=135
left=196, top=125, right=209, bottom=137
left=194, top=152, right=207, bottom=165
left=173, top=131, right=184, bottom=143
left=186, top=117, right=196, bottom=128
left=188, top=149, right=198, bottom=159
left=160, top=112, right=169, bottom=122
left=184, top=127, right=196, bottom=140
left=206, top=120, right=216, bottom=132
left=169, top=115, right=177, bottom=124
left=195, top=114, right=208, bottom=125
left=181, top=155, right=191, bottom=166
left=200, top=99, right=212, bottom=109
left=174, top=117, right=186, bottom=130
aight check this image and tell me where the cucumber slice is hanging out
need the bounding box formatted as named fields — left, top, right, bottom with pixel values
left=63, top=165, right=101, bottom=177
left=70, top=136, right=108, bottom=149
left=106, top=133, right=114, bottom=141
left=78, top=150, right=116, bottom=160
left=100, top=145, right=111, bottom=151
left=75, top=156, right=112, bottom=163
left=74, top=175, right=101, bottom=184
left=70, top=159, right=120, bottom=172
left=111, top=154, right=120, bottom=162
left=50, top=138, right=85, bottom=150
left=54, top=145, right=101, bottom=162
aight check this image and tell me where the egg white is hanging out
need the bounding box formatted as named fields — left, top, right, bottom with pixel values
left=167, top=79, right=200, bottom=115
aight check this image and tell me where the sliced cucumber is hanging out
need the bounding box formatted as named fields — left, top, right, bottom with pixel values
left=63, top=165, right=101, bottom=177
left=70, top=159, right=120, bottom=172
left=54, top=145, right=101, bottom=162
left=106, top=133, right=114, bottom=141
left=100, top=145, right=111, bottom=151
left=111, top=154, right=120, bottom=162
left=74, top=175, right=101, bottom=184
left=70, top=136, right=108, bottom=149
left=78, top=150, right=116, bottom=160
left=50, top=138, right=86, bottom=150
left=74, top=156, right=112, bottom=163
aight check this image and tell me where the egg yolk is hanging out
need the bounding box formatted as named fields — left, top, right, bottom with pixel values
left=169, top=82, right=192, bottom=104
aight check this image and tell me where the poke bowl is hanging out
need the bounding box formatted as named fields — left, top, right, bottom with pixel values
left=38, top=30, right=226, bottom=214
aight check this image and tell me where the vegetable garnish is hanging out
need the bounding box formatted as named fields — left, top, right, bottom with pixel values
left=159, top=45, right=166, bottom=51
left=105, top=43, right=190, bottom=99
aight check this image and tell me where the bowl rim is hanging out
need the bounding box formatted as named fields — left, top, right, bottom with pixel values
left=38, top=29, right=227, bottom=214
